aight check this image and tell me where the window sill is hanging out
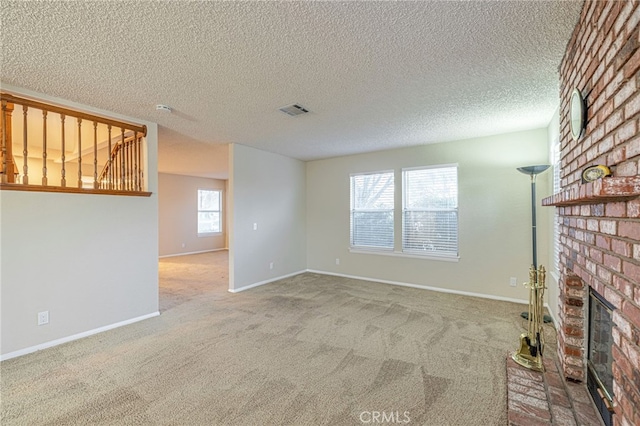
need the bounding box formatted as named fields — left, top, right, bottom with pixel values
left=349, top=248, right=459, bottom=262
left=197, top=232, right=222, bottom=238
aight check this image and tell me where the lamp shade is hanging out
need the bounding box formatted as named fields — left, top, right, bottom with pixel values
left=517, top=165, right=550, bottom=176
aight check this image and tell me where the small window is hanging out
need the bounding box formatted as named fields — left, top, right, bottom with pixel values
left=197, top=189, right=222, bottom=235
left=350, top=171, right=394, bottom=250
left=402, top=166, right=458, bottom=257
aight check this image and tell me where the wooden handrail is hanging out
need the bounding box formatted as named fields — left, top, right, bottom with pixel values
left=0, top=92, right=149, bottom=195
left=0, top=93, right=147, bottom=136
left=0, top=182, right=151, bottom=197
left=97, top=133, right=143, bottom=191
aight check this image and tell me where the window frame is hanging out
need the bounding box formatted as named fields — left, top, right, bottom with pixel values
left=197, top=188, right=222, bottom=236
left=401, top=164, right=459, bottom=259
left=349, top=170, right=395, bottom=252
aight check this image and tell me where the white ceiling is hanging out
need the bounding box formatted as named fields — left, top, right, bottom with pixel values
left=1, top=1, right=582, bottom=179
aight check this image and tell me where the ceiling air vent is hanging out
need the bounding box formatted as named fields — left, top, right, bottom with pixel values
left=278, top=104, right=310, bottom=117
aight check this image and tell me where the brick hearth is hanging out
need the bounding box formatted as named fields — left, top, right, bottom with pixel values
left=506, top=354, right=602, bottom=426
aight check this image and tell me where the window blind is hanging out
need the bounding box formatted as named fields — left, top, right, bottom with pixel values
left=198, top=189, right=221, bottom=234
left=350, top=171, right=394, bottom=249
left=402, top=166, right=458, bottom=257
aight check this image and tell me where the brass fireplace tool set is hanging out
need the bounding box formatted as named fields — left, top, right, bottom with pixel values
left=512, top=264, right=547, bottom=372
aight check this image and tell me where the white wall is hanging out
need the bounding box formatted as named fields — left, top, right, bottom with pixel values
left=545, top=108, right=561, bottom=324
left=228, top=144, right=306, bottom=291
left=0, top=85, right=159, bottom=358
left=306, top=128, right=552, bottom=302
left=158, top=173, right=226, bottom=257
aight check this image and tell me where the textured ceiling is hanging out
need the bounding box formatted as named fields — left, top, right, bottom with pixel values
left=0, top=1, right=582, bottom=179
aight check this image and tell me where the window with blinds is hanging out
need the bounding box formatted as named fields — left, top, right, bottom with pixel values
left=350, top=171, right=394, bottom=250
left=402, top=166, right=458, bottom=257
left=198, top=189, right=222, bottom=235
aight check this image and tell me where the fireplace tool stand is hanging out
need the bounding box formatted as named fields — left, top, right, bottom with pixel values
left=512, top=264, right=547, bottom=372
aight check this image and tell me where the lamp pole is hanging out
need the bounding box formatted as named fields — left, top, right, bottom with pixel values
left=517, top=165, right=550, bottom=269
left=517, top=165, right=550, bottom=323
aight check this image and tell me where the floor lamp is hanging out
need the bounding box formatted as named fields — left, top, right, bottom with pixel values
left=517, top=165, right=552, bottom=323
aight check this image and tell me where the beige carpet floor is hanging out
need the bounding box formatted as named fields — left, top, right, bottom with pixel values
left=1, top=251, right=551, bottom=425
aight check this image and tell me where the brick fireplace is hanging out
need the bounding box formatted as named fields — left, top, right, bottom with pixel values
left=542, top=2, right=640, bottom=426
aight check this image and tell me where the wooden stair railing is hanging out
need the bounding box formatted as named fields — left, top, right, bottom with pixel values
left=0, top=92, right=150, bottom=196
left=97, top=132, right=144, bottom=191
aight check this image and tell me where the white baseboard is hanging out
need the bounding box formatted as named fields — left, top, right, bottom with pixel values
left=543, top=306, right=559, bottom=329
left=228, top=269, right=306, bottom=293
left=0, top=311, right=160, bottom=362
left=306, top=269, right=531, bottom=306
left=159, top=248, right=227, bottom=259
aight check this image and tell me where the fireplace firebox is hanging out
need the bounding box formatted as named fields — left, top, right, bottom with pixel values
left=587, top=288, right=615, bottom=426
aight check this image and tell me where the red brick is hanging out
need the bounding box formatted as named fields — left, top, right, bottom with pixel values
left=614, top=0, right=636, bottom=36
left=616, top=160, right=639, bottom=176
left=604, top=253, right=623, bottom=271
left=564, top=345, right=582, bottom=358
left=509, top=394, right=550, bottom=419
left=615, top=78, right=638, bottom=109
left=589, top=247, right=602, bottom=262
left=508, top=410, right=550, bottom=426
left=624, top=90, right=640, bottom=118
left=614, top=275, right=634, bottom=299
left=628, top=136, right=640, bottom=157
left=566, top=297, right=584, bottom=308
left=580, top=204, right=590, bottom=216
left=604, top=286, right=624, bottom=310
left=605, top=109, right=624, bottom=134
left=601, top=1, right=619, bottom=37
left=619, top=220, right=640, bottom=239
left=614, top=344, right=632, bottom=376
left=609, top=145, right=627, bottom=163
left=622, top=299, right=640, bottom=328
left=596, top=234, right=612, bottom=249
left=564, top=325, right=584, bottom=337
left=624, top=45, right=640, bottom=79
left=597, top=264, right=613, bottom=283
left=565, top=275, right=584, bottom=288
left=622, top=261, right=640, bottom=282
left=612, top=238, right=632, bottom=256
left=606, top=201, right=628, bottom=217
left=614, top=326, right=622, bottom=347
left=628, top=199, right=640, bottom=218
left=600, top=220, right=618, bottom=235
left=626, top=3, right=640, bottom=34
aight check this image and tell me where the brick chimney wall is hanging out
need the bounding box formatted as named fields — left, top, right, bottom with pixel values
left=555, top=2, right=640, bottom=426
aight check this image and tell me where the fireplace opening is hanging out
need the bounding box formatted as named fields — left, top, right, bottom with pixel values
left=587, top=287, right=615, bottom=426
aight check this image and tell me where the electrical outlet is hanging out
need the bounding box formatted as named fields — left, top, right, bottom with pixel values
left=37, top=311, right=49, bottom=326
left=253, top=223, right=258, bottom=231
left=181, top=243, right=186, bottom=248
left=269, top=262, right=274, bottom=270
left=509, top=277, right=517, bottom=287
left=335, top=258, right=340, bottom=265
